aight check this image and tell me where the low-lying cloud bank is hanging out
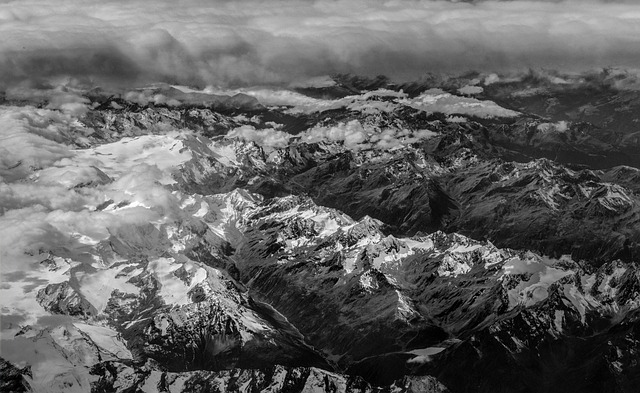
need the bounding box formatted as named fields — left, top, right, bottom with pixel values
left=1, top=0, right=640, bottom=88
left=224, top=119, right=441, bottom=152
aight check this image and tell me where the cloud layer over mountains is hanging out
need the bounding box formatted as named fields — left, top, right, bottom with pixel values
left=2, top=0, right=640, bottom=88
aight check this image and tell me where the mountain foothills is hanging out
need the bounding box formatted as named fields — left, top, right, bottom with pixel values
left=2, top=69, right=640, bottom=393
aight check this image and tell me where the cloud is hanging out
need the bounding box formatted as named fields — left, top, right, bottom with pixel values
left=226, top=125, right=292, bottom=149
left=224, top=117, right=441, bottom=152
left=0, top=206, right=70, bottom=258
left=484, top=73, right=500, bottom=85
left=537, top=120, right=570, bottom=133
left=401, top=88, right=520, bottom=118
left=206, top=87, right=400, bottom=114
left=299, top=120, right=368, bottom=149
left=458, top=85, right=484, bottom=96
left=298, top=120, right=439, bottom=151
left=209, top=87, right=341, bottom=113
left=44, top=90, right=91, bottom=116
left=0, top=107, right=76, bottom=182
left=0, top=182, right=99, bottom=213
left=0, top=0, right=639, bottom=87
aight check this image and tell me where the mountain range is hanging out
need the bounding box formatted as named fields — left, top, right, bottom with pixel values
left=1, top=70, right=640, bottom=392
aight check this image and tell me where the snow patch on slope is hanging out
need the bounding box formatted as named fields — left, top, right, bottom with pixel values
left=501, top=255, right=574, bottom=308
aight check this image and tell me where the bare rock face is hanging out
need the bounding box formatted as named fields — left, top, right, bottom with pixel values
left=89, top=362, right=449, bottom=393
left=36, top=282, right=97, bottom=317
left=0, top=358, right=31, bottom=393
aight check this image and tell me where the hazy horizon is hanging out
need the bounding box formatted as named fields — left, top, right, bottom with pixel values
left=2, top=0, right=640, bottom=88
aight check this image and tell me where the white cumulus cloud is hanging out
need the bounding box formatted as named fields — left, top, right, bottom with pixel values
left=226, top=125, right=293, bottom=150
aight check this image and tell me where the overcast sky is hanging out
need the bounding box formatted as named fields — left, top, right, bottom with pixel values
left=2, top=0, right=640, bottom=88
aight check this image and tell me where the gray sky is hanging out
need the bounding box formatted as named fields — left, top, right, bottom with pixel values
left=2, top=0, right=640, bottom=87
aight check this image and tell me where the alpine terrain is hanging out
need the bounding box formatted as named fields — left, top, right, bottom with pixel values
left=2, top=69, right=640, bottom=393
